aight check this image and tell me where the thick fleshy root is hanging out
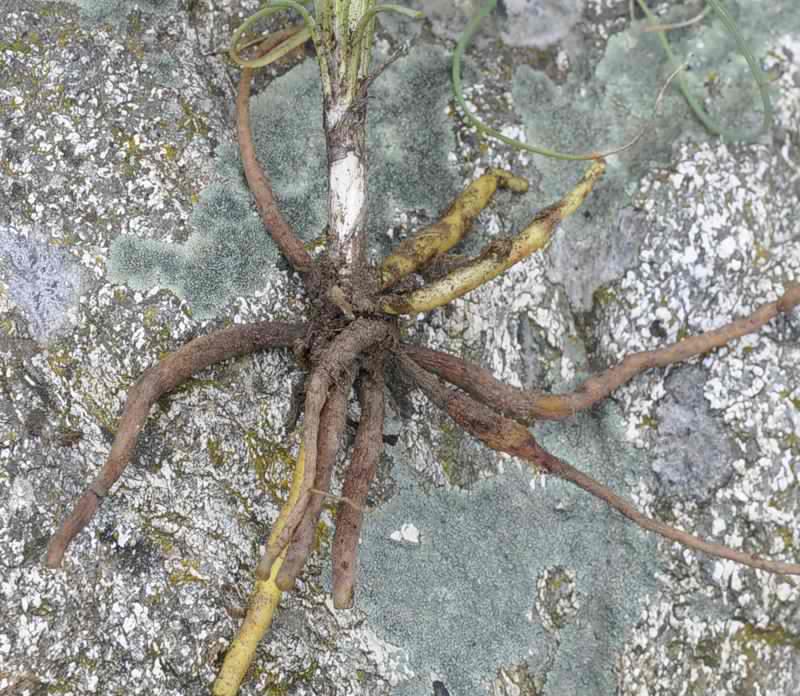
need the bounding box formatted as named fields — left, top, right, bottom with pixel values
left=397, top=352, right=800, bottom=576
left=380, top=169, right=528, bottom=289
left=381, top=160, right=606, bottom=314
left=331, top=353, right=385, bottom=608
left=45, top=321, right=306, bottom=569
left=236, top=35, right=317, bottom=281
left=212, top=446, right=306, bottom=696
left=403, top=284, right=800, bottom=422
left=256, top=319, right=394, bottom=579
left=275, top=376, right=353, bottom=590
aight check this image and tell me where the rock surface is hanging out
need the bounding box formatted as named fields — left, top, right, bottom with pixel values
left=1, top=1, right=800, bottom=695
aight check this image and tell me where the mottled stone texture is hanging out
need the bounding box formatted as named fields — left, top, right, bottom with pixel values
left=2, top=1, right=800, bottom=695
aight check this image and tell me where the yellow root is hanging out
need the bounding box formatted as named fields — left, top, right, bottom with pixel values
left=212, top=446, right=306, bottom=696
left=380, top=169, right=528, bottom=289
left=382, top=160, right=605, bottom=315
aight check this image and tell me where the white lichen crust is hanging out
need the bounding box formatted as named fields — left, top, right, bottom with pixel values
left=600, top=35, right=800, bottom=695
left=2, top=2, right=800, bottom=695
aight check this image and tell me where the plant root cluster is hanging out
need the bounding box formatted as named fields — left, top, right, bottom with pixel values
left=44, top=20, right=800, bottom=696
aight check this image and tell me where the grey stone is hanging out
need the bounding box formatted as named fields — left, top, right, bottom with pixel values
left=2, top=1, right=800, bottom=695
left=500, top=0, right=584, bottom=49
left=651, top=366, right=737, bottom=502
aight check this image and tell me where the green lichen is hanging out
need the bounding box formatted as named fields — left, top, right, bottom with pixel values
left=778, top=388, right=800, bottom=411
left=141, top=306, right=159, bottom=329
left=108, top=43, right=459, bottom=317
left=640, top=414, right=659, bottom=429
left=220, top=481, right=254, bottom=518
left=694, top=637, right=722, bottom=669
left=592, top=286, right=617, bottom=309
left=142, top=510, right=190, bottom=554
left=363, top=403, right=657, bottom=696
left=167, top=558, right=207, bottom=586
left=313, top=520, right=332, bottom=553
left=64, top=0, right=179, bottom=25
left=0, top=33, right=39, bottom=54
left=784, top=433, right=800, bottom=453
left=164, top=378, right=224, bottom=402
left=506, top=1, right=800, bottom=309
left=81, top=391, right=117, bottom=434
left=46, top=680, right=75, bottom=694
left=162, top=143, right=178, bottom=161
left=143, top=526, right=175, bottom=555
left=495, top=663, right=542, bottom=696
left=46, top=347, right=76, bottom=377
left=435, top=418, right=462, bottom=485
left=773, top=526, right=795, bottom=552
left=124, top=11, right=145, bottom=58
left=260, top=657, right=319, bottom=695
left=107, top=126, right=145, bottom=178
left=207, top=437, right=226, bottom=468
left=177, top=97, right=210, bottom=141
left=734, top=623, right=800, bottom=660
left=108, top=180, right=279, bottom=319
left=243, top=430, right=294, bottom=503
left=0, top=316, right=15, bottom=336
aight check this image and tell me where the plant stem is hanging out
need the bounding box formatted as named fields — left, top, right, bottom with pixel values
left=315, top=0, right=375, bottom=287
left=324, top=103, right=369, bottom=280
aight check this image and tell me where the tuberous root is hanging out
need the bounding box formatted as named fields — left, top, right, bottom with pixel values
left=331, top=354, right=386, bottom=608
left=212, top=445, right=306, bottom=696
left=381, top=159, right=605, bottom=315
left=380, top=168, right=528, bottom=289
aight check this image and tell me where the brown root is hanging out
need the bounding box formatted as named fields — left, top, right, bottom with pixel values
left=237, top=34, right=317, bottom=281
left=403, top=284, right=800, bottom=422
left=46, top=321, right=307, bottom=569
left=257, top=319, right=394, bottom=579
left=331, top=353, right=385, bottom=608
left=396, top=351, right=800, bottom=576
left=275, top=373, right=354, bottom=590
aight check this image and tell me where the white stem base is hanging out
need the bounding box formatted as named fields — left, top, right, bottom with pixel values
left=328, top=150, right=367, bottom=271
